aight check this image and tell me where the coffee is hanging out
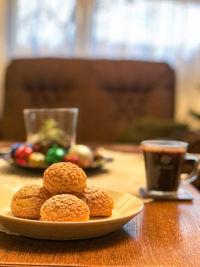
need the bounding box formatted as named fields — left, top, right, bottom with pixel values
left=141, top=140, right=190, bottom=195
left=141, top=140, right=199, bottom=196
left=143, top=147, right=186, bottom=192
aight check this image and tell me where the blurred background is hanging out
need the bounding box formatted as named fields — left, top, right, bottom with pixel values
left=1, top=0, right=200, bottom=147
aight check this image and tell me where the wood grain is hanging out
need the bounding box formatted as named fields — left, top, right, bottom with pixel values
left=0, top=184, right=199, bottom=266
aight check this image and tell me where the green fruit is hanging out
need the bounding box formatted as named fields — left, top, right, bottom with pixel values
left=46, top=146, right=67, bottom=164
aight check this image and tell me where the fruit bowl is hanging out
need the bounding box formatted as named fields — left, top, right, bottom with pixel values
left=5, top=143, right=112, bottom=173
left=8, top=155, right=111, bottom=172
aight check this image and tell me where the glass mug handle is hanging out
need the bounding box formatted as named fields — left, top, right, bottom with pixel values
left=181, top=153, right=200, bottom=184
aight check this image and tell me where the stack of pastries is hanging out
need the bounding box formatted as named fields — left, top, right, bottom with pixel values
left=10, top=162, right=114, bottom=222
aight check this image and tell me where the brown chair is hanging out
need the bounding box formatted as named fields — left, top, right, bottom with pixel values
left=0, top=58, right=175, bottom=143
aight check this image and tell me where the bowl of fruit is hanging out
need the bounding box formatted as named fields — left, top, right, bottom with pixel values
left=9, top=143, right=109, bottom=172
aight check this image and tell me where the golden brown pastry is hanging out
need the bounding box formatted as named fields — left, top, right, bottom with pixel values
left=77, top=187, right=114, bottom=217
left=43, top=162, right=87, bottom=194
left=40, top=194, right=90, bottom=222
left=11, top=184, right=51, bottom=219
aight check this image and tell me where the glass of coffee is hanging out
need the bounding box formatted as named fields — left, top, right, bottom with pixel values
left=141, top=140, right=199, bottom=196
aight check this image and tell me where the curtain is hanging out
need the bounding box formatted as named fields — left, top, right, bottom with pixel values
left=8, top=0, right=94, bottom=58
left=8, top=0, right=77, bottom=57
left=91, top=0, right=200, bottom=129
left=7, top=0, right=200, bottom=128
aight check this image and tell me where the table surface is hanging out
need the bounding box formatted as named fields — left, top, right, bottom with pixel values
left=0, top=142, right=200, bottom=266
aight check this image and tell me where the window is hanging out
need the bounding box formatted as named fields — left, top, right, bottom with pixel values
left=9, top=0, right=76, bottom=57
left=9, top=0, right=200, bottom=64
left=92, top=0, right=200, bottom=63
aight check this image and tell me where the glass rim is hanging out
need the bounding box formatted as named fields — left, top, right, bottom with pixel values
left=140, top=139, right=188, bottom=149
left=23, top=108, right=79, bottom=113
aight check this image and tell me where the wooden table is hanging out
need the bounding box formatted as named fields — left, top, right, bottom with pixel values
left=0, top=142, right=200, bottom=266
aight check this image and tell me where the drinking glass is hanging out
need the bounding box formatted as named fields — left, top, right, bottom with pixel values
left=23, top=108, right=78, bottom=149
left=141, top=139, right=199, bottom=196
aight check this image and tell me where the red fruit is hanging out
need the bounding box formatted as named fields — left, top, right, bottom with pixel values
left=14, top=146, right=25, bottom=158
left=14, top=146, right=33, bottom=162
left=23, top=146, right=32, bottom=156
left=63, top=155, right=79, bottom=165
left=15, top=158, right=27, bottom=165
left=33, top=143, right=41, bottom=152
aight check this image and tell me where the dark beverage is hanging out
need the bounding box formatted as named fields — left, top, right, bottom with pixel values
left=143, top=148, right=185, bottom=192
left=141, top=140, right=199, bottom=196
left=140, top=140, right=193, bottom=195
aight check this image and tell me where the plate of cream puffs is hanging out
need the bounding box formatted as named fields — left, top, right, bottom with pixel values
left=0, top=162, right=143, bottom=240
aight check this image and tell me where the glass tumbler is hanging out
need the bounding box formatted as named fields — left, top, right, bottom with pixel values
left=23, top=108, right=79, bottom=151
